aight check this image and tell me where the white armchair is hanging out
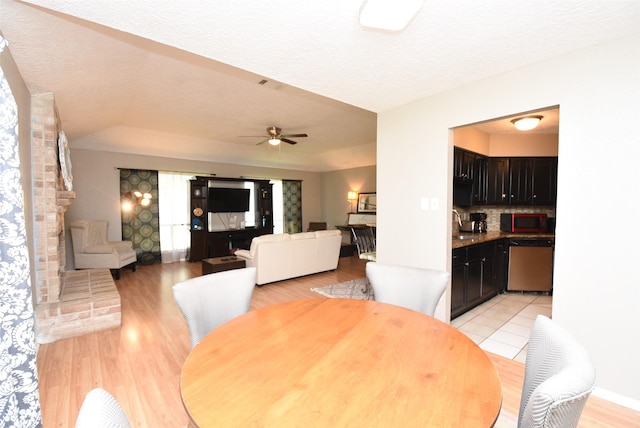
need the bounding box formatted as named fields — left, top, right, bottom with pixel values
left=70, top=220, right=137, bottom=280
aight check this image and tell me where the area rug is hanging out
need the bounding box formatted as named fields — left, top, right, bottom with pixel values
left=311, top=278, right=373, bottom=300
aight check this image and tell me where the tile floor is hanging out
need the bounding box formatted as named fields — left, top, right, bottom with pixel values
left=451, top=293, right=552, bottom=363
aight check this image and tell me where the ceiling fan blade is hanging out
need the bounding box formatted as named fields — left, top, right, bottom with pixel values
left=280, top=138, right=298, bottom=145
left=256, top=139, right=268, bottom=145
left=281, top=133, right=307, bottom=138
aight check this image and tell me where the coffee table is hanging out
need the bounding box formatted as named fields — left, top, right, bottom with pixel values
left=201, top=256, right=246, bottom=275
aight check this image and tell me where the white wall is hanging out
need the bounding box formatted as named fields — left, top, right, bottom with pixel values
left=490, top=133, right=558, bottom=157
left=321, top=165, right=376, bottom=228
left=66, top=149, right=324, bottom=268
left=378, top=34, right=640, bottom=407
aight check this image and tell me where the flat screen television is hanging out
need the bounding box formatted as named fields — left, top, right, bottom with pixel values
left=208, top=187, right=250, bottom=212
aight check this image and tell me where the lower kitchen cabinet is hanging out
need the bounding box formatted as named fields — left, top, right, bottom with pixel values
left=493, top=239, right=509, bottom=293
left=451, top=241, right=503, bottom=319
left=451, top=249, right=466, bottom=317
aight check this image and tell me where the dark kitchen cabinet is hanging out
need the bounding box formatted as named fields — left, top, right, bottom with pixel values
left=493, top=239, right=509, bottom=293
left=484, top=156, right=557, bottom=207
left=451, top=242, right=499, bottom=319
left=467, top=243, right=493, bottom=306
left=454, top=147, right=476, bottom=180
left=510, top=157, right=558, bottom=206
left=451, top=248, right=466, bottom=317
left=531, top=157, right=558, bottom=206
left=473, top=155, right=488, bottom=204
left=487, top=157, right=509, bottom=205
left=454, top=148, right=488, bottom=206
left=508, top=158, right=532, bottom=205
left=454, top=144, right=558, bottom=207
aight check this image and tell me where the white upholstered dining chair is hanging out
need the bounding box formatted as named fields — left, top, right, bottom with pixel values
left=495, top=314, right=597, bottom=428
left=365, top=262, right=449, bottom=317
left=75, top=388, right=131, bottom=428
left=172, top=267, right=256, bottom=348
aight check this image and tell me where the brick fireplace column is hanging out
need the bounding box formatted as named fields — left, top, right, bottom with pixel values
left=31, top=93, right=121, bottom=343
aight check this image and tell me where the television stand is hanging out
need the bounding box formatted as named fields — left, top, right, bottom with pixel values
left=189, top=227, right=272, bottom=261
left=189, top=177, right=274, bottom=261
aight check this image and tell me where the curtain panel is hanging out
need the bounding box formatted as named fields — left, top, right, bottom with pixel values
left=120, top=169, right=161, bottom=265
left=0, top=37, right=42, bottom=427
left=282, top=180, right=302, bottom=234
left=158, top=172, right=192, bottom=263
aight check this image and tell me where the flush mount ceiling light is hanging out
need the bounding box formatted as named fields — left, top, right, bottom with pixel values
left=511, top=115, right=543, bottom=131
left=359, top=0, right=425, bottom=31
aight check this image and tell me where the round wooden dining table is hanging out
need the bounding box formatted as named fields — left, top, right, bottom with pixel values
left=180, top=298, right=502, bottom=427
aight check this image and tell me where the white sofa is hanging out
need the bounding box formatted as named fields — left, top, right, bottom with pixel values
left=235, top=230, right=342, bottom=286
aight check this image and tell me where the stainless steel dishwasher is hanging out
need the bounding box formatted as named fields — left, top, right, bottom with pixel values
left=507, top=238, right=554, bottom=293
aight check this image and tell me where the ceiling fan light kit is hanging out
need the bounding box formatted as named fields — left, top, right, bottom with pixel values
left=359, top=0, right=424, bottom=31
left=511, top=115, right=543, bottom=131
left=241, top=126, right=308, bottom=146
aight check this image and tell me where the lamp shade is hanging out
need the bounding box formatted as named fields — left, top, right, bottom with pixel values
left=268, top=138, right=280, bottom=146
left=347, top=191, right=358, bottom=201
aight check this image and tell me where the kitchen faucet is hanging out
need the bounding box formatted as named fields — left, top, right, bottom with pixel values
left=452, top=209, right=463, bottom=229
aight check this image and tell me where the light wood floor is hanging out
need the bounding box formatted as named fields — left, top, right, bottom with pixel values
left=37, top=257, right=640, bottom=427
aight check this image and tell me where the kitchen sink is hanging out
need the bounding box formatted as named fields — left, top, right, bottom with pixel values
left=453, top=235, right=476, bottom=241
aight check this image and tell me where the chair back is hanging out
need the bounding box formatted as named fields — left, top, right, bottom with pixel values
left=351, top=226, right=376, bottom=259
left=518, top=315, right=597, bottom=428
left=75, top=388, right=131, bottom=428
left=366, top=262, right=449, bottom=316
left=172, top=267, right=256, bottom=348
left=70, top=220, right=109, bottom=254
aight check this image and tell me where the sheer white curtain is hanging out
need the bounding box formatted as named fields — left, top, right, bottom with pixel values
left=159, top=172, right=193, bottom=263
left=271, top=180, right=284, bottom=234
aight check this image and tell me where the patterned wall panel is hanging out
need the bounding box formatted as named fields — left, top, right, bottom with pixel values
left=283, top=180, right=302, bottom=234
left=120, top=169, right=161, bottom=265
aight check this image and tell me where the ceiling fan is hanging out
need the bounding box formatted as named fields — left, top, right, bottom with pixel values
left=242, top=126, right=308, bottom=146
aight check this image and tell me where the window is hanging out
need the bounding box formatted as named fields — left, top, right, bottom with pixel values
left=158, top=172, right=193, bottom=263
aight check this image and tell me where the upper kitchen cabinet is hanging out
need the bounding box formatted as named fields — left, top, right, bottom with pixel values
left=508, top=157, right=558, bottom=206
left=473, top=155, right=488, bottom=205
left=454, top=147, right=488, bottom=206
left=487, top=158, right=509, bottom=205
left=508, top=158, right=532, bottom=205
left=454, top=107, right=559, bottom=208
left=530, top=157, right=558, bottom=206
left=453, top=147, right=476, bottom=181
left=486, top=157, right=558, bottom=206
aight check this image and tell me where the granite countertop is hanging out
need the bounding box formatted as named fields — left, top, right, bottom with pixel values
left=452, top=231, right=555, bottom=249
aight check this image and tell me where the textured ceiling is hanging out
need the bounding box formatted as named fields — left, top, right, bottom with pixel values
left=1, top=1, right=638, bottom=171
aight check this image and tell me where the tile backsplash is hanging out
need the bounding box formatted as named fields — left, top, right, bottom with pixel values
left=452, top=205, right=555, bottom=232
